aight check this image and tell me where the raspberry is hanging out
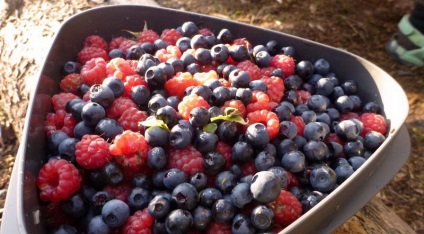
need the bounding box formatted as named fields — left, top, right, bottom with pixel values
left=236, top=60, right=262, bottom=81
left=44, top=110, right=76, bottom=137
left=160, top=28, right=182, bottom=45
left=109, top=36, right=128, bottom=51
left=177, top=94, right=210, bottom=120
left=246, top=109, right=280, bottom=140
left=261, top=76, right=285, bottom=102
left=36, top=159, right=82, bottom=203
left=51, top=92, right=79, bottom=112
left=206, top=222, right=232, bottom=234
left=198, top=28, right=214, bottom=36
left=123, top=74, right=149, bottom=98
left=106, top=97, right=138, bottom=119
left=359, top=113, right=387, bottom=136
left=270, top=54, right=295, bottom=78
left=75, top=135, right=112, bottom=169
left=221, top=99, right=246, bottom=118
left=324, top=132, right=345, bottom=145
left=109, top=130, right=150, bottom=171
left=287, top=171, right=299, bottom=187
left=83, top=35, right=108, bottom=51
left=340, top=112, right=360, bottom=121
left=80, top=57, right=108, bottom=85
left=232, top=38, right=253, bottom=49
left=246, top=91, right=270, bottom=113
left=122, top=208, right=154, bottom=234
left=118, top=107, right=148, bottom=132
left=119, top=39, right=140, bottom=54
left=296, top=90, right=311, bottom=104
left=215, top=141, right=232, bottom=170
left=60, top=73, right=83, bottom=94
left=241, top=160, right=258, bottom=176
left=138, top=29, right=160, bottom=44
left=269, top=190, right=303, bottom=228
left=261, top=66, right=276, bottom=77
left=155, top=45, right=182, bottom=62
left=290, top=115, right=305, bottom=136
left=103, top=183, right=132, bottom=202
left=164, top=72, right=198, bottom=99
left=78, top=46, right=108, bottom=64
left=106, top=58, right=136, bottom=80
left=42, top=202, right=75, bottom=230
left=218, top=78, right=231, bottom=88
left=166, top=146, right=204, bottom=176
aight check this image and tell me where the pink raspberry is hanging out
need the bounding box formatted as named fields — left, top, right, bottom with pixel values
left=75, top=135, right=112, bottom=169
left=166, top=146, right=205, bottom=176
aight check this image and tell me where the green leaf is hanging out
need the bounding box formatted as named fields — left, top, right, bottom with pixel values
left=210, top=107, right=248, bottom=125
left=203, top=123, right=218, bottom=133
left=139, top=116, right=170, bottom=132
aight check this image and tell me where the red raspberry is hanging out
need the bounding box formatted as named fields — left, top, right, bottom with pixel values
left=164, top=72, right=198, bottom=99
left=107, top=97, right=138, bottom=119
left=359, top=113, right=387, bottom=136
left=268, top=101, right=279, bottom=111
left=177, top=94, right=210, bottom=120
left=206, top=222, right=232, bottom=234
left=51, top=92, right=79, bottom=112
left=44, top=110, right=76, bottom=137
left=122, top=208, right=154, bottom=234
left=36, top=159, right=82, bottom=203
left=109, top=36, right=128, bottom=51
left=109, top=130, right=150, bottom=171
left=78, top=46, right=108, bottom=64
left=80, top=57, right=108, bottom=85
left=155, top=45, right=182, bottom=62
left=270, top=54, right=295, bottom=78
left=166, top=146, right=204, bottom=176
left=83, top=35, right=108, bottom=51
left=219, top=78, right=231, bottom=88
left=119, top=39, right=140, bottom=54
left=246, top=109, right=279, bottom=140
left=103, top=183, right=132, bottom=202
left=340, top=112, right=360, bottom=121
left=241, top=160, right=258, bottom=176
left=215, top=141, right=232, bottom=170
left=42, top=202, right=75, bottom=230
left=290, top=116, right=305, bottom=136
left=269, top=190, right=303, bottom=228
left=118, top=107, right=148, bottom=132
left=261, top=66, right=276, bottom=77
left=296, top=90, right=311, bottom=104
left=261, top=76, right=285, bottom=102
left=138, top=29, right=160, bottom=44
left=160, top=28, right=182, bottom=45
left=106, top=58, right=136, bottom=80
left=236, top=60, right=262, bottom=81
left=123, top=74, right=149, bottom=98
left=221, top=99, right=246, bottom=118
left=232, top=38, right=253, bottom=49
left=287, top=171, right=299, bottom=187
left=324, top=132, right=345, bottom=145
left=60, top=73, right=83, bottom=94
left=246, top=91, right=270, bottom=113
left=75, top=134, right=112, bottom=169
left=198, top=28, right=214, bottom=36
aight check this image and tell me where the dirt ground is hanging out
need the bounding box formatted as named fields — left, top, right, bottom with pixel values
left=0, top=0, right=423, bottom=232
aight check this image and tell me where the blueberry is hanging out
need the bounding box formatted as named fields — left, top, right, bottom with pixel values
left=101, top=199, right=130, bottom=228
left=343, top=139, right=364, bottom=157
left=268, top=166, right=290, bottom=188
left=231, top=141, right=254, bottom=163
left=255, top=50, right=271, bottom=68
left=171, top=183, right=198, bottom=210
left=102, top=77, right=124, bottom=98
left=349, top=95, right=362, bottom=111
left=186, top=63, right=202, bottom=75
left=155, top=105, right=178, bottom=128
left=87, top=215, right=111, bottom=234
left=62, top=61, right=80, bottom=75
left=362, top=101, right=381, bottom=113
left=126, top=45, right=145, bottom=60
left=148, top=195, right=171, bottom=219
left=145, top=66, right=167, bottom=89
left=132, top=174, right=152, bottom=190
left=276, top=138, right=298, bottom=156
left=301, top=110, right=317, bottom=124
left=169, top=123, right=193, bottom=148
left=217, top=28, right=233, bottom=44
left=250, top=205, right=274, bottom=231
left=327, top=141, right=344, bottom=160
left=154, top=39, right=168, bottom=50
left=341, top=80, right=358, bottom=95
left=316, top=77, right=335, bottom=96
left=273, top=102, right=295, bottom=121
left=191, top=85, right=213, bottom=101
left=151, top=220, right=167, bottom=234
left=249, top=80, right=267, bottom=92
left=131, top=85, right=150, bottom=107
left=101, top=162, right=123, bottom=186
left=229, top=44, right=249, bottom=62
left=191, top=34, right=208, bottom=49
left=194, top=131, right=218, bottom=153
left=48, top=131, right=69, bottom=155
left=211, top=86, right=231, bottom=106
left=364, top=131, right=386, bottom=151
left=301, top=191, right=325, bottom=212
left=176, top=36, right=192, bottom=52
left=140, top=42, right=155, bottom=55
left=283, top=90, right=299, bottom=104
left=331, top=86, right=345, bottom=100
left=313, top=58, right=330, bottom=75
left=326, top=108, right=340, bottom=121
left=230, top=182, right=253, bottom=208
left=147, top=147, right=167, bottom=170
left=195, top=48, right=213, bottom=65
left=235, top=88, right=252, bottom=106
left=78, top=83, right=90, bottom=96
left=303, top=122, right=329, bottom=141
left=205, top=34, right=217, bottom=48
left=148, top=94, right=169, bottom=115
left=73, top=122, right=94, bottom=140
left=211, top=44, right=229, bottom=63
left=58, top=138, right=79, bottom=163
left=303, top=140, right=329, bottom=161
left=166, top=96, right=180, bottom=110
left=192, top=206, right=212, bottom=230
left=189, top=172, right=208, bottom=191
left=215, top=171, right=238, bottom=194
left=165, top=209, right=193, bottom=234
left=199, top=188, right=223, bottom=208
left=284, top=74, right=303, bottom=90
left=335, top=95, right=354, bottom=113
left=270, top=68, right=284, bottom=78
left=81, top=102, right=106, bottom=127
left=65, top=98, right=84, bottom=113
left=255, top=151, right=275, bottom=171
left=309, top=164, right=337, bottom=193
left=250, top=171, right=282, bottom=203
left=90, top=191, right=113, bottom=215
left=334, top=119, right=360, bottom=141
left=281, top=150, right=306, bottom=173
left=245, top=123, right=270, bottom=149
left=348, top=156, right=366, bottom=170
left=152, top=170, right=167, bottom=189
left=217, top=121, right=238, bottom=143
left=293, top=135, right=307, bottom=150
left=296, top=60, right=314, bottom=79
left=204, top=151, right=226, bottom=174
left=95, top=118, right=123, bottom=142
left=163, top=168, right=188, bottom=190
left=211, top=199, right=235, bottom=222
left=50, top=224, right=78, bottom=234
left=189, top=106, right=210, bottom=128
left=334, top=163, right=355, bottom=184
left=61, top=193, right=87, bottom=218
left=127, top=187, right=151, bottom=212
left=307, top=94, right=328, bottom=112
left=232, top=213, right=255, bottom=234
left=281, top=46, right=295, bottom=56
left=181, top=21, right=198, bottom=37
left=222, top=64, right=238, bottom=79
left=316, top=112, right=331, bottom=126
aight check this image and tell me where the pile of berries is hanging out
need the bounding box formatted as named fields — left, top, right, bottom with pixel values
left=38, top=21, right=388, bottom=234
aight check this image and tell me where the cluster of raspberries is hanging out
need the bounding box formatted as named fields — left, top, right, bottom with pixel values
left=37, top=21, right=388, bottom=234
